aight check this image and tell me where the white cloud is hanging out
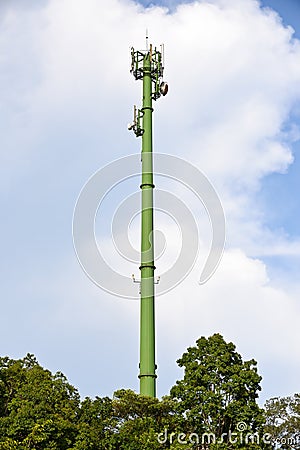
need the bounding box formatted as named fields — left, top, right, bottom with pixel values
left=1, top=0, right=300, bottom=401
left=157, top=248, right=300, bottom=401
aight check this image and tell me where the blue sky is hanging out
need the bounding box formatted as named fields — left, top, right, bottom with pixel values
left=1, top=0, right=300, bottom=406
left=256, top=0, right=300, bottom=241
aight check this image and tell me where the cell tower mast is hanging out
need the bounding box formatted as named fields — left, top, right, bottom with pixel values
left=129, top=41, right=168, bottom=397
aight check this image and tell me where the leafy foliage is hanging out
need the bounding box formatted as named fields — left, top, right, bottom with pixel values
left=111, top=389, right=182, bottom=449
left=264, top=394, right=300, bottom=449
left=72, top=396, right=114, bottom=449
left=0, top=354, right=79, bottom=449
left=170, top=334, right=265, bottom=448
left=0, top=355, right=179, bottom=449
left=0, top=334, right=292, bottom=449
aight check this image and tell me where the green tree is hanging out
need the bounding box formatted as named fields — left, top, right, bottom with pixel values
left=0, top=336, right=274, bottom=449
left=0, top=354, right=80, bottom=449
left=111, top=389, right=184, bottom=449
left=264, top=394, right=300, bottom=449
left=170, top=333, right=265, bottom=449
left=73, top=396, right=115, bottom=449
left=0, top=355, right=183, bottom=449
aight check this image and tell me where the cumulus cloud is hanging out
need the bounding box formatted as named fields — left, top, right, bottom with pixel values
left=1, top=0, right=300, bottom=400
left=157, top=247, right=300, bottom=400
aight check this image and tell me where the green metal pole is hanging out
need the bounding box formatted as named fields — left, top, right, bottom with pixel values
left=130, top=42, right=167, bottom=396
left=139, top=51, right=156, bottom=397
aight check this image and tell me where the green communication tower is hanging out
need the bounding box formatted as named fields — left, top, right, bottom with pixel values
left=128, top=40, right=168, bottom=397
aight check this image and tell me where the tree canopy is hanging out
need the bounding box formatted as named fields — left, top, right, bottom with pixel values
left=170, top=333, right=265, bottom=448
left=264, top=394, right=300, bottom=449
left=0, top=335, right=295, bottom=449
left=0, top=354, right=80, bottom=449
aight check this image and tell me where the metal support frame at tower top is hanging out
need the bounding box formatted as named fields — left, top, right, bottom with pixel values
left=129, top=42, right=168, bottom=397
